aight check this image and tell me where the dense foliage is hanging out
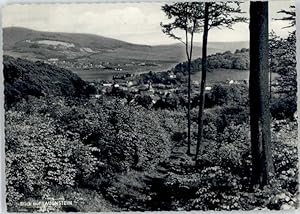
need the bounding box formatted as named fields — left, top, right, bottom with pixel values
left=6, top=109, right=99, bottom=211
left=5, top=95, right=178, bottom=211
left=175, top=48, right=249, bottom=73
left=4, top=56, right=90, bottom=107
left=4, top=26, right=298, bottom=212
left=269, top=31, right=297, bottom=119
left=6, top=89, right=298, bottom=211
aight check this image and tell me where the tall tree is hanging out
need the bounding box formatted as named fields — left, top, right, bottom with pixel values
left=249, top=1, right=274, bottom=186
left=195, top=2, right=246, bottom=161
left=161, top=3, right=203, bottom=155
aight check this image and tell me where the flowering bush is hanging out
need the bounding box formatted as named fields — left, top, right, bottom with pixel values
left=191, top=120, right=298, bottom=211
left=5, top=92, right=298, bottom=211
left=6, top=96, right=175, bottom=211
left=5, top=110, right=99, bottom=210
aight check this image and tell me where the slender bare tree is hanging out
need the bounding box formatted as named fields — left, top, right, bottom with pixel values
left=195, top=2, right=246, bottom=162
left=161, top=3, right=203, bottom=155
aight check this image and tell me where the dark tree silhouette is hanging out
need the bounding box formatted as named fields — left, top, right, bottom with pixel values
left=276, top=5, right=296, bottom=28
left=161, top=3, right=203, bottom=155
left=249, top=1, right=274, bottom=186
left=195, top=2, right=246, bottom=162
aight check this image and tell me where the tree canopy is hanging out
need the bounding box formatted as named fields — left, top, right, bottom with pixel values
left=276, top=5, right=296, bottom=28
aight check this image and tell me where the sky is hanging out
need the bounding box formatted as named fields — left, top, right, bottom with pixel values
left=3, top=1, right=295, bottom=45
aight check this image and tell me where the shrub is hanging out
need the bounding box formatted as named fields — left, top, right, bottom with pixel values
left=192, top=120, right=298, bottom=211
left=5, top=110, right=99, bottom=210
left=205, top=84, right=248, bottom=107
left=193, top=172, right=297, bottom=210
left=192, top=105, right=248, bottom=134
left=135, top=95, right=153, bottom=108
left=105, top=171, right=151, bottom=210
left=199, top=122, right=250, bottom=171
left=271, top=96, right=296, bottom=120
left=9, top=96, right=173, bottom=178
left=5, top=87, right=298, bottom=212
left=192, top=166, right=243, bottom=210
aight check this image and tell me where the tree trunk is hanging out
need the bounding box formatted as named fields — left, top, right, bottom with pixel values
left=195, top=3, right=209, bottom=162
left=270, top=65, right=272, bottom=100
left=249, top=1, right=274, bottom=186
left=187, top=59, right=192, bottom=155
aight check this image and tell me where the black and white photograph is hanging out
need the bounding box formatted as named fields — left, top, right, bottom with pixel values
left=3, top=0, right=298, bottom=212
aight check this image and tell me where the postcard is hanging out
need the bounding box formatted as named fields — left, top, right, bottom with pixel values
left=2, top=0, right=298, bottom=212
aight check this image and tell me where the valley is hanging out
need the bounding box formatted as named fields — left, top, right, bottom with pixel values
left=3, top=27, right=249, bottom=83
left=3, top=22, right=296, bottom=212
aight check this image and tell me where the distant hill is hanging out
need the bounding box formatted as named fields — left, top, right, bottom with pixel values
left=3, top=27, right=137, bottom=51
left=4, top=55, right=89, bottom=106
left=175, top=48, right=250, bottom=73
left=4, top=27, right=248, bottom=63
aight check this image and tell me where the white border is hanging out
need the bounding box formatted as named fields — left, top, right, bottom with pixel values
left=0, top=0, right=298, bottom=214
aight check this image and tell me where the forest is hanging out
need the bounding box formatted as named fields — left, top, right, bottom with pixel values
left=175, top=48, right=250, bottom=73
left=4, top=2, right=298, bottom=212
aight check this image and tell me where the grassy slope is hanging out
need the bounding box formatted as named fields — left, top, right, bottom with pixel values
left=4, top=27, right=250, bottom=82
left=4, top=27, right=248, bottom=63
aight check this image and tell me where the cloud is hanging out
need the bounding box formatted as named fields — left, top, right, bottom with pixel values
left=3, top=1, right=294, bottom=45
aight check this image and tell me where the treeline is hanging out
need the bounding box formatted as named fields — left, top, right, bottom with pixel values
left=3, top=55, right=96, bottom=107
left=175, top=48, right=249, bottom=73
